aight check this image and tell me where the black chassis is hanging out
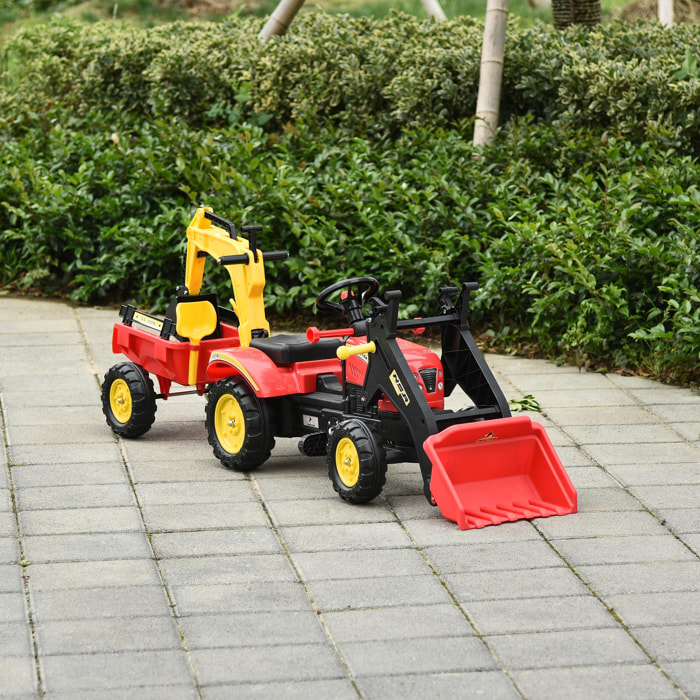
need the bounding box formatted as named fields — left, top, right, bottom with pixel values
left=269, top=283, right=511, bottom=503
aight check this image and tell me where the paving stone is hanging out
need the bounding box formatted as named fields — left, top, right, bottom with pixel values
left=171, top=580, right=311, bottom=615
left=356, top=670, right=520, bottom=700
left=606, top=591, right=700, bottom=626
left=19, top=506, right=144, bottom=536
left=0, top=655, right=37, bottom=696
left=549, top=445, right=595, bottom=467
left=529, top=389, right=638, bottom=409
left=402, top=517, right=541, bottom=547
left=48, top=686, right=200, bottom=700
left=446, top=566, right=588, bottom=602
left=16, top=483, right=137, bottom=511
left=25, top=559, right=161, bottom=591
left=629, top=387, right=700, bottom=406
left=341, top=635, right=497, bottom=677
left=464, top=595, right=617, bottom=635
left=252, top=474, right=339, bottom=501
left=0, top=563, right=23, bottom=593
left=577, top=561, right=700, bottom=596
left=140, top=501, right=270, bottom=532
left=8, top=422, right=115, bottom=446
left=9, top=441, right=122, bottom=466
left=0, top=591, right=28, bottom=623
left=544, top=406, right=659, bottom=426
left=0, top=535, right=20, bottom=563
left=384, top=494, right=445, bottom=520
left=669, top=422, right=700, bottom=441
left=552, top=535, right=697, bottom=566
left=280, top=522, right=412, bottom=553
left=120, top=439, right=217, bottom=465
left=151, top=527, right=282, bottom=558
left=22, top=532, right=153, bottom=563
left=40, top=650, right=193, bottom=692
left=683, top=533, right=700, bottom=553
left=291, top=548, right=427, bottom=581
left=576, top=487, right=644, bottom=513
left=128, top=459, right=246, bottom=484
left=134, top=480, right=257, bottom=506
left=509, top=372, right=613, bottom=392
left=159, top=553, right=295, bottom=586
left=665, top=660, right=700, bottom=698
left=180, top=610, right=327, bottom=649
left=0, top=487, right=12, bottom=513
left=35, top=615, right=181, bottom=655
left=564, top=423, right=682, bottom=445
left=266, top=498, right=394, bottom=528
left=632, top=624, right=700, bottom=662
left=5, top=405, right=104, bottom=428
left=424, top=539, right=570, bottom=574
left=564, top=466, right=620, bottom=490
left=307, top=574, right=454, bottom=612
left=190, top=644, right=346, bottom=685
left=322, top=603, right=473, bottom=643
left=2, top=389, right=99, bottom=411
left=652, top=508, right=700, bottom=534
left=486, top=628, right=648, bottom=670
left=10, top=462, right=129, bottom=488
left=628, top=484, right=700, bottom=509
left=379, top=473, right=427, bottom=500
left=606, top=463, right=700, bottom=486
left=651, top=403, right=700, bottom=423
left=584, top=441, right=700, bottom=467
left=0, top=621, right=34, bottom=656
left=535, top=511, right=670, bottom=539
left=512, top=663, right=679, bottom=700
left=203, top=679, right=357, bottom=700
left=30, top=585, right=171, bottom=621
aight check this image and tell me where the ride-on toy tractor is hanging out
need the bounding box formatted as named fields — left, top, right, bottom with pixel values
left=102, top=208, right=577, bottom=529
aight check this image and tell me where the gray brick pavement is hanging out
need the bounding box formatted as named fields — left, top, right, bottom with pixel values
left=0, top=297, right=698, bottom=698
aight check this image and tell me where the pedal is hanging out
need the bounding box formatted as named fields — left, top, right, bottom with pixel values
left=298, top=432, right=328, bottom=457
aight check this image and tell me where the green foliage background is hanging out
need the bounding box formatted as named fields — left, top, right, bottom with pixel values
left=1, top=13, right=698, bottom=384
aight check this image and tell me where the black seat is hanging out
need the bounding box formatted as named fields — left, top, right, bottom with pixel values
left=250, top=334, right=342, bottom=363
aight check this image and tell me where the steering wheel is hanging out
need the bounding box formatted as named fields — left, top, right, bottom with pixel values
left=315, top=276, right=379, bottom=318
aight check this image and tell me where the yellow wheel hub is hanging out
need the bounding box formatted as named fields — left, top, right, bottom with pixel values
left=215, top=393, right=245, bottom=454
left=336, top=437, right=360, bottom=488
left=110, top=378, right=132, bottom=424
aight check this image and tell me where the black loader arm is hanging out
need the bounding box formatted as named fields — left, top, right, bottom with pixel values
left=439, top=283, right=511, bottom=419
left=360, top=292, right=439, bottom=501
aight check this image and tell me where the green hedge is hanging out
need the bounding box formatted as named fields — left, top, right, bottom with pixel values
left=3, top=14, right=700, bottom=147
left=1, top=108, right=697, bottom=383
left=1, top=14, right=699, bottom=383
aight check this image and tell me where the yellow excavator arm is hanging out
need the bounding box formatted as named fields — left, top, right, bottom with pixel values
left=183, top=207, right=285, bottom=347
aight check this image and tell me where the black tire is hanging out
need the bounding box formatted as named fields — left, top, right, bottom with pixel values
left=327, top=419, right=387, bottom=504
left=205, top=378, right=274, bottom=471
left=101, top=362, right=157, bottom=438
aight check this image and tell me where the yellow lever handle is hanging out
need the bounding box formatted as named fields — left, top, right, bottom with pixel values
left=337, top=341, right=376, bottom=361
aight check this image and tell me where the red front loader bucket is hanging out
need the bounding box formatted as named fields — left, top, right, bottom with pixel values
left=425, top=416, right=577, bottom=530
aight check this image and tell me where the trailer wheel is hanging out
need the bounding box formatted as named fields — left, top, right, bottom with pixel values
left=327, top=420, right=387, bottom=504
left=206, top=378, right=274, bottom=471
left=102, top=362, right=157, bottom=438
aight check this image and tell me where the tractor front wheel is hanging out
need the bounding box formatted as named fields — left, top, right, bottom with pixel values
left=327, top=419, right=387, bottom=504
left=206, top=378, right=274, bottom=471
left=101, top=362, right=157, bottom=438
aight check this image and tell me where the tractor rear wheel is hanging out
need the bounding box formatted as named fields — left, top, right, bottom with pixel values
left=327, top=419, right=387, bottom=504
left=102, top=362, right=157, bottom=438
left=206, top=378, right=274, bottom=471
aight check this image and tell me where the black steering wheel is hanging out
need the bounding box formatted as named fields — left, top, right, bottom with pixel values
left=315, top=276, right=379, bottom=320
